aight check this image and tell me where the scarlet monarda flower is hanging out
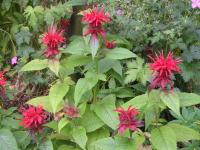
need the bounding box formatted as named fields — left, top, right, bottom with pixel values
left=105, top=40, right=116, bottom=49
left=82, top=7, right=110, bottom=39
left=0, top=72, right=6, bottom=86
left=20, top=105, right=47, bottom=132
left=115, top=106, right=143, bottom=134
left=42, top=25, right=64, bottom=58
left=149, top=50, right=181, bottom=90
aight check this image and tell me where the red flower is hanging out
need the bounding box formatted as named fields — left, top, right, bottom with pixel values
left=105, top=40, right=116, bottom=49
left=20, top=105, right=47, bottom=132
left=115, top=106, right=142, bottom=134
left=64, top=103, right=79, bottom=118
left=0, top=72, right=6, bottom=86
left=149, top=50, right=181, bottom=89
left=83, top=26, right=106, bottom=39
left=42, top=25, right=64, bottom=58
left=82, top=7, right=110, bottom=27
left=60, top=19, right=70, bottom=32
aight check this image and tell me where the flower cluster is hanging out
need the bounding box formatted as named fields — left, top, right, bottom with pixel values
left=191, top=0, right=200, bottom=8
left=42, top=25, right=64, bottom=58
left=149, top=51, right=181, bottom=90
left=82, top=7, right=110, bottom=40
left=115, top=106, right=142, bottom=134
left=105, top=40, right=116, bottom=49
left=64, top=103, right=79, bottom=118
left=20, top=105, right=47, bottom=132
left=0, top=72, right=6, bottom=87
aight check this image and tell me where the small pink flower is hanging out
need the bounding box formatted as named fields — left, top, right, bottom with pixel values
left=115, top=106, right=143, bottom=134
left=11, top=56, right=18, bottom=65
left=64, top=103, right=79, bottom=118
left=116, top=9, right=123, bottom=16
left=191, top=0, right=200, bottom=8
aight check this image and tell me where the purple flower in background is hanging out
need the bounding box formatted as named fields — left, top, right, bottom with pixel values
left=116, top=9, right=123, bottom=16
left=11, top=56, right=18, bottom=65
left=191, top=0, right=200, bottom=8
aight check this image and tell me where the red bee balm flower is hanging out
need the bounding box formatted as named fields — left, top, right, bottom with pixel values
left=105, top=40, right=116, bottom=49
left=20, top=106, right=47, bottom=132
left=115, top=106, right=142, bottom=134
left=0, top=72, right=6, bottom=86
left=42, top=25, right=64, bottom=58
left=149, top=51, right=181, bottom=90
left=82, top=7, right=110, bottom=27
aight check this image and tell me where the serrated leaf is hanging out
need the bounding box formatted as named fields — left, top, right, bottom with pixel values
left=20, top=59, right=48, bottom=71
left=0, top=129, right=18, bottom=150
left=48, top=59, right=60, bottom=76
left=167, top=123, right=200, bottom=141
left=179, top=92, right=200, bottom=107
left=49, top=82, right=69, bottom=113
left=151, top=126, right=176, bottom=150
left=106, top=48, right=137, bottom=60
left=76, top=106, right=104, bottom=132
left=93, top=95, right=118, bottom=129
left=38, top=140, right=53, bottom=150
left=161, top=92, right=181, bottom=117
left=72, top=126, right=88, bottom=150
left=27, top=96, right=53, bottom=112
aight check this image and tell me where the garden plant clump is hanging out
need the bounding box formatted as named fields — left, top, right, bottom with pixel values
left=0, top=0, right=200, bottom=150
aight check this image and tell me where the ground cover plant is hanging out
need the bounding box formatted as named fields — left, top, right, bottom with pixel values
left=0, top=0, right=200, bottom=150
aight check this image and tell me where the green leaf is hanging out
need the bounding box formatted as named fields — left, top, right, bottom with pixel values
left=15, top=27, right=32, bottom=46
left=20, top=59, right=48, bottom=71
left=58, top=118, right=69, bottom=133
left=87, top=128, right=110, bottom=150
left=48, top=59, right=60, bottom=76
left=72, top=126, right=88, bottom=150
left=167, top=123, right=200, bottom=141
left=179, top=92, right=200, bottom=107
left=13, top=131, right=31, bottom=150
left=122, top=94, right=148, bottom=109
left=1, top=0, right=12, bottom=11
left=61, top=55, right=92, bottom=69
left=106, top=48, right=137, bottom=60
left=92, top=138, right=115, bottom=150
left=38, top=140, right=53, bottom=150
left=151, top=126, right=176, bottom=150
left=27, top=96, right=53, bottom=112
left=49, top=82, right=69, bottom=113
left=90, top=36, right=99, bottom=59
left=0, top=129, right=18, bottom=150
left=93, top=95, right=118, bottom=129
left=161, top=92, right=181, bottom=116
left=76, top=106, right=104, bottom=132
left=58, top=145, right=81, bottom=150
left=74, top=73, right=98, bottom=106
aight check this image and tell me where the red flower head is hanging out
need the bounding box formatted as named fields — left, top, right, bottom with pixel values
left=64, top=103, right=79, bottom=118
left=83, top=26, right=106, bottom=39
left=20, top=105, right=47, bottom=132
left=60, top=19, right=70, bottom=32
left=82, top=7, right=110, bottom=27
left=149, top=50, right=181, bottom=90
left=105, top=40, right=116, bottom=49
left=42, top=25, right=64, bottom=58
left=0, top=72, right=6, bottom=86
left=115, top=106, right=143, bottom=134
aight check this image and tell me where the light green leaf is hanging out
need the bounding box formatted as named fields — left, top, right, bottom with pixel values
left=49, top=82, right=69, bottom=113
left=27, top=96, right=53, bottom=112
left=20, top=59, right=48, bottom=71
left=0, top=129, right=18, bottom=150
left=58, top=145, right=81, bottom=150
left=72, top=126, right=88, bottom=150
left=58, top=118, right=69, bottom=133
left=92, top=137, right=115, bottom=150
left=93, top=95, right=118, bottom=129
left=48, top=59, right=60, bottom=76
left=106, top=48, right=137, bottom=60
left=179, top=92, right=200, bottom=107
left=167, top=123, right=200, bottom=141
left=77, top=106, right=104, bottom=132
left=38, top=140, right=53, bottom=150
left=122, top=94, right=148, bottom=109
left=161, top=92, right=181, bottom=116
left=151, top=126, right=176, bottom=150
